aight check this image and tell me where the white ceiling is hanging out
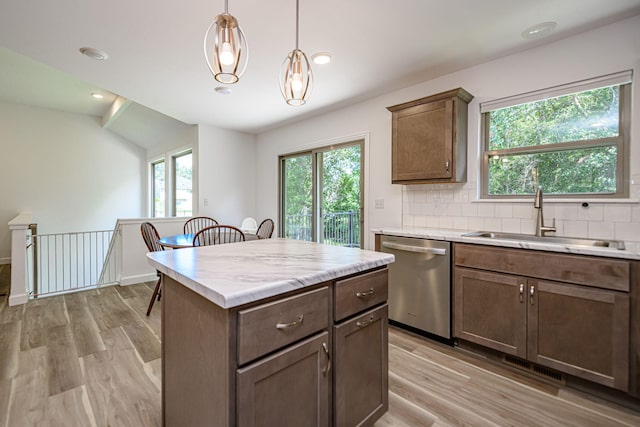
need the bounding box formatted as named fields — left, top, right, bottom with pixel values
left=1, top=0, right=640, bottom=139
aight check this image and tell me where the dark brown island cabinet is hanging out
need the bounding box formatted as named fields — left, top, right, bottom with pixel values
left=158, top=259, right=390, bottom=427
left=453, top=243, right=639, bottom=395
left=387, top=88, right=473, bottom=184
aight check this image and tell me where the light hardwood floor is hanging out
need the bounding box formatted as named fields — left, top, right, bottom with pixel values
left=1, top=280, right=639, bottom=426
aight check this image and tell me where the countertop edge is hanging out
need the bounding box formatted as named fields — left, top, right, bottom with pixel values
left=373, top=227, right=640, bottom=260
left=147, top=241, right=394, bottom=309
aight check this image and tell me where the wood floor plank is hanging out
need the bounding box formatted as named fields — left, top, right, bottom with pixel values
left=48, top=386, right=96, bottom=427
left=122, top=317, right=161, bottom=363
left=86, top=286, right=139, bottom=331
left=144, top=358, right=162, bottom=391
left=0, top=320, right=20, bottom=380
left=20, top=297, right=67, bottom=351
left=114, top=284, right=138, bottom=300
left=83, top=328, right=160, bottom=427
left=0, top=296, right=24, bottom=324
left=0, top=378, right=11, bottom=427
left=376, top=390, right=437, bottom=427
left=46, top=324, right=84, bottom=396
left=67, top=306, right=106, bottom=357
left=122, top=292, right=161, bottom=338
left=8, top=346, right=49, bottom=426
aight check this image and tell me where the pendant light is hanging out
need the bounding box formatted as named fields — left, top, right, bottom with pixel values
left=203, top=0, right=248, bottom=84
left=280, top=0, right=313, bottom=105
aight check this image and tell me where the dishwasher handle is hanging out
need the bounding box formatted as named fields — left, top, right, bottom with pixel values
left=381, top=241, right=447, bottom=255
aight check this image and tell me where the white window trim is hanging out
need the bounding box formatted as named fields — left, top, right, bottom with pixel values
left=479, top=71, right=632, bottom=200
left=148, top=144, right=197, bottom=218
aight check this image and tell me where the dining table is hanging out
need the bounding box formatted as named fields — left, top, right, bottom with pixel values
left=158, top=232, right=258, bottom=249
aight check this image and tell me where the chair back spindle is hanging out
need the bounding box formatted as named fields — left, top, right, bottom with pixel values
left=256, top=219, right=275, bottom=239
left=193, top=225, right=246, bottom=246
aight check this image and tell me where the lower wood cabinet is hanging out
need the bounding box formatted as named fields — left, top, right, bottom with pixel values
left=455, top=264, right=630, bottom=391
left=334, top=305, right=388, bottom=427
left=237, top=332, right=330, bottom=427
left=162, top=267, right=389, bottom=427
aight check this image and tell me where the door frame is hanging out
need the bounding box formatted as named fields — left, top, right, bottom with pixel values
left=278, top=134, right=368, bottom=248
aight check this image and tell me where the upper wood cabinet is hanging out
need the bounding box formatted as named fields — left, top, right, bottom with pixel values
left=387, top=88, right=473, bottom=184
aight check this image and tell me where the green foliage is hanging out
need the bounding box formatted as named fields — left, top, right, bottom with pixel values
left=487, top=86, right=620, bottom=195
left=322, top=145, right=361, bottom=214
left=283, top=155, right=312, bottom=216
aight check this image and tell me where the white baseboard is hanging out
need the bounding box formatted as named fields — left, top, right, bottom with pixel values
left=120, top=273, right=157, bottom=286
left=0, top=257, right=10, bottom=265
left=9, top=292, right=28, bottom=306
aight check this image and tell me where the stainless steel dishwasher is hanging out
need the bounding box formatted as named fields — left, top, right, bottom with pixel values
left=379, top=235, right=451, bottom=340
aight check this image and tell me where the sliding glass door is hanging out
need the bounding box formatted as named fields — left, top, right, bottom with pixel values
left=280, top=141, right=363, bottom=248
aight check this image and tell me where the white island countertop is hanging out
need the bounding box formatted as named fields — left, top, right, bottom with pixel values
left=146, top=238, right=395, bottom=309
left=374, top=227, right=640, bottom=260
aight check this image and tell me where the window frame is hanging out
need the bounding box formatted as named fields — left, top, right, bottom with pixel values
left=480, top=73, right=631, bottom=200
left=148, top=146, right=195, bottom=218
left=151, top=159, right=166, bottom=217
left=171, top=149, right=193, bottom=217
left=278, top=139, right=365, bottom=248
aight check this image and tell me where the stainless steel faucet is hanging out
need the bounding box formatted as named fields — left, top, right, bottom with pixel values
left=534, top=186, right=556, bottom=236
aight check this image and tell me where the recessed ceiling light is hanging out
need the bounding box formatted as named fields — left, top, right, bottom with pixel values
left=91, top=92, right=104, bottom=99
left=79, top=47, right=109, bottom=60
left=311, top=52, right=332, bottom=65
left=521, top=22, right=557, bottom=39
left=214, top=86, right=232, bottom=95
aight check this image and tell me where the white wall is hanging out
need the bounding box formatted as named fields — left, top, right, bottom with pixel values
left=0, top=101, right=146, bottom=262
left=256, top=15, right=640, bottom=249
left=197, top=124, right=257, bottom=226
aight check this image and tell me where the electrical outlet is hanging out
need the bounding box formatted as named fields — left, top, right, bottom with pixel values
left=375, top=198, right=384, bottom=209
left=204, top=198, right=209, bottom=207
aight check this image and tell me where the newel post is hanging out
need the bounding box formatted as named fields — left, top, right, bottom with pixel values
left=7, top=212, right=32, bottom=306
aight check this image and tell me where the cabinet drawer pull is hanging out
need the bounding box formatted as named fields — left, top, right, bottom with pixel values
left=322, top=342, right=331, bottom=376
left=356, top=288, right=375, bottom=298
left=276, top=315, right=304, bottom=330
left=519, top=284, right=524, bottom=303
left=530, top=285, right=535, bottom=305
left=356, top=315, right=375, bottom=328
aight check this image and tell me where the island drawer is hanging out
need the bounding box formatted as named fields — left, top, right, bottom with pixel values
left=334, top=268, right=388, bottom=322
left=237, top=286, right=329, bottom=365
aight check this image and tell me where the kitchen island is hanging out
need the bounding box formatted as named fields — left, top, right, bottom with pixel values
left=147, top=238, right=394, bottom=427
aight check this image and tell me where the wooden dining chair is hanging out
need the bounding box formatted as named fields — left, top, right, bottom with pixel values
left=140, top=222, right=164, bottom=316
left=256, top=218, right=275, bottom=239
left=184, top=216, right=218, bottom=235
left=193, top=225, right=245, bottom=246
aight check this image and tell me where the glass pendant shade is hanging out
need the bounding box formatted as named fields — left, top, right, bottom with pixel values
left=280, top=0, right=313, bottom=105
left=204, top=4, right=248, bottom=84
left=280, top=49, right=313, bottom=105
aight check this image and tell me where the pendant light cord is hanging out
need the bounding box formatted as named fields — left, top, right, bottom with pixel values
left=225, top=0, right=229, bottom=13
left=295, top=0, right=299, bottom=49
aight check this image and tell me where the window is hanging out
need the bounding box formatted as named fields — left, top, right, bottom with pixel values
left=280, top=141, right=363, bottom=248
left=173, top=151, right=192, bottom=217
left=150, top=148, right=193, bottom=217
left=151, top=160, right=165, bottom=217
left=480, top=71, right=631, bottom=198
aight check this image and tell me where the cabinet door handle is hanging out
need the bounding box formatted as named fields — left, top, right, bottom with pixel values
left=276, top=315, right=304, bottom=330
left=322, top=342, right=331, bottom=376
left=519, top=284, right=524, bottom=303
left=356, top=315, right=375, bottom=328
left=529, top=285, right=535, bottom=305
left=356, top=288, right=375, bottom=298
left=445, top=160, right=450, bottom=173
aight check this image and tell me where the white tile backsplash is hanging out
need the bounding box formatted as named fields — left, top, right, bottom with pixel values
left=577, top=204, right=604, bottom=221
left=403, top=185, right=640, bottom=245
left=604, top=205, right=632, bottom=223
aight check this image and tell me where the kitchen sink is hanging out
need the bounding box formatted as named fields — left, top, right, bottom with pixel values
left=462, top=231, right=626, bottom=250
